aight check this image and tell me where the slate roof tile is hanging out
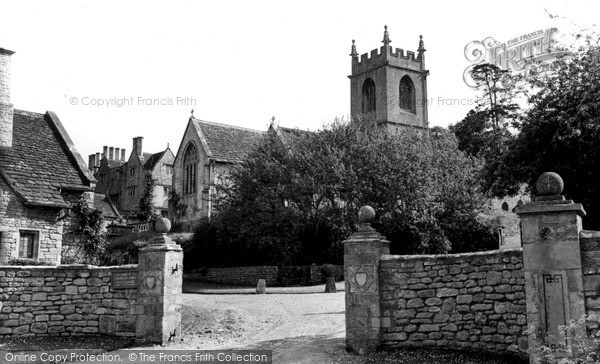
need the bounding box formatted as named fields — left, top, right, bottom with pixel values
left=0, top=110, right=91, bottom=207
left=193, top=119, right=264, bottom=163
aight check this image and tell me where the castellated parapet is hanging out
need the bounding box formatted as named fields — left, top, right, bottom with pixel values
left=352, top=45, right=424, bottom=77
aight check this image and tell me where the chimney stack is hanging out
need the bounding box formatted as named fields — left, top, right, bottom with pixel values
left=115, top=147, right=120, bottom=161
left=121, top=148, right=126, bottom=161
left=94, top=152, right=101, bottom=173
left=109, top=146, right=114, bottom=160
left=132, top=137, right=143, bottom=155
left=88, top=154, right=96, bottom=171
left=0, top=48, right=15, bottom=150
left=103, top=145, right=108, bottom=159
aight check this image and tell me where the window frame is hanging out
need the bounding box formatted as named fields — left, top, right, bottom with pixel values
left=18, top=230, right=39, bottom=259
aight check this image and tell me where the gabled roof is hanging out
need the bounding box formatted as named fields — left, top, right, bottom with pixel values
left=143, top=151, right=165, bottom=170
left=191, top=118, right=264, bottom=163
left=93, top=193, right=119, bottom=219
left=0, top=110, right=94, bottom=208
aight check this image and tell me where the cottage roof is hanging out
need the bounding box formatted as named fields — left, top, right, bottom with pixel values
left=0, top=110, right=94, bottom=208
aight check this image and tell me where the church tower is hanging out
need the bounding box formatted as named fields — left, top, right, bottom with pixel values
left=349, top=26, right=429, bottom=133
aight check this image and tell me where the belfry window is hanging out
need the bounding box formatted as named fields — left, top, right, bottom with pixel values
left=399, top=76, right=416, bottom=113
left=361, top=78, right=376, bottom=114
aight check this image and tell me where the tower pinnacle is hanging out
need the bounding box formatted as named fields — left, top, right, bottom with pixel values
left=350, top=39, right=358, bottom=57
left=382, top=25, right=391, bottom=46
left=418, top=35, right=426, bottom=53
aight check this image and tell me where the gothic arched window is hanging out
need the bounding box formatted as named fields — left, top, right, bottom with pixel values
left=183, top=143, right=198, bottom=195
left=399, top=75, right=416, bottom=113
left=361, top=78, right=376, bottom=114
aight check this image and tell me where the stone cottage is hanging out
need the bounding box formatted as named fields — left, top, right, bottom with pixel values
left=0, top=47, right=96, bottom=264
left=89, top=138, right=174, bottom=217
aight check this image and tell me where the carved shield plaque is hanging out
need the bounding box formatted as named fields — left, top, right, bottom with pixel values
left=144, top=276, right=156, bottom=290
left=348, top=265, right=376, bottom=293
left=355, top=272, right=368, bottom=287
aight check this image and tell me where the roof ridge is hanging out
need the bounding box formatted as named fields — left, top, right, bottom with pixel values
left=278, top=125, right=312, bottom=131
left=14, top=109, right=45, bottom=117
left=193, top=117, right=265, bottom=134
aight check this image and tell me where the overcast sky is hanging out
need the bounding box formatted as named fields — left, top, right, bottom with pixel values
left=0, top=0, right=597, bottom=161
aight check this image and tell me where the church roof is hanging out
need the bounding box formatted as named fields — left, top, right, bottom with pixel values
left=192, top=119, right=264, bottom=163
left=0, top=110, right=95, bottom=208
left=272, top=125, right=313, bottom=146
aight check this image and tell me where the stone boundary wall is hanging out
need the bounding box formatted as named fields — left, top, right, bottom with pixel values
left=186, top=266, right=279, bottom=286
left=0, top=265, right=139, bottom=337
left=308, top=265, right=344, bottom=285
left=580, top=230, right=600, bottom=315
left=185, top=265, right=344, bottom=287
left=379, top=248, right=527, bottom=355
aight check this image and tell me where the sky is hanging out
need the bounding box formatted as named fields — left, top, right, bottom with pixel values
left=0, top=0, right=597, bottom=162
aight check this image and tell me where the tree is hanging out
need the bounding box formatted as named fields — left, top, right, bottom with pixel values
left=495, top=37, right=600, bottom=228
left=138, top=170, right=157, bottom=221
left=187, top=118, right=496, bottom=269
left=67, top=196, right=107, bottom=265
left=469, top=63, right=522, bottom=131
left=168, top=190, right=188, bottom=230
left=450, top=63, right=522, bottom=195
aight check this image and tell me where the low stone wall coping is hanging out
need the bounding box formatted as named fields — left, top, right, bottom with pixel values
left=380, top=248, right=522, bottom=261
left=581, top=230, right=600, bottom=239
left=0, top=264, right=138, bottom=270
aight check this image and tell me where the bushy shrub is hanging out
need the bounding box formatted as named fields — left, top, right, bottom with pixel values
left=321, top=264, right=337, bottom=278
left=6, top=257, right=54, bottom=266
left=528, top=314, right=600, bottom=364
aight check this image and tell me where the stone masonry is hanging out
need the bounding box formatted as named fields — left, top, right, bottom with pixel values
left=0, top=265, right=139, bottom=337
left=0, top=176, right=63, bottom=264
left=345, top=206, right=390, bottom=354
left=0, top=217, right=183, bottom=344
left=346, top=173, right=600, bottom=362
left=380, top=249, right=527, bottom=353
left=515, top=172, right=587, bottom=352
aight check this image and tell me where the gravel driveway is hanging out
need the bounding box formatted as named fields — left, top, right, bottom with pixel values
left=174, top=289, right=365, bottom=364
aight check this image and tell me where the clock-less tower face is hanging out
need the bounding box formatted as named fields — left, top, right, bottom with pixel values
left=349, top=27, right=429, bottom=135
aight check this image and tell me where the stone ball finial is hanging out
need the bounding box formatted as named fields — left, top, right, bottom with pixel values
left=536, top=172, right=564, bottom=196
left=358, top=206, right=376, bottom=224
left=154, top=217, right=171, bottom=233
